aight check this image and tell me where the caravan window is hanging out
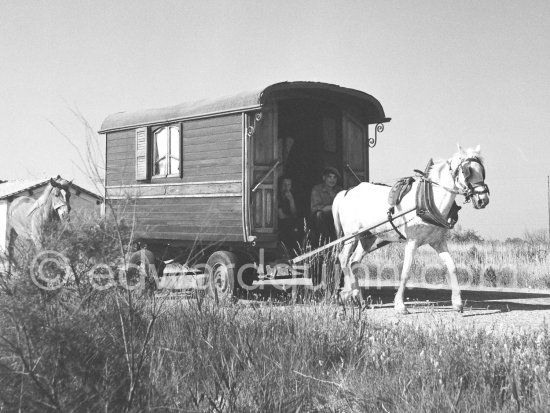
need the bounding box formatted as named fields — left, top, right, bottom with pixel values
left=152, top=125, right=180, bottom=177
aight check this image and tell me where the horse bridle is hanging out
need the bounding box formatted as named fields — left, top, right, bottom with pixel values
left=52, top=187, right=71, bottom=212
left=449, top=157, right=490, bottom=202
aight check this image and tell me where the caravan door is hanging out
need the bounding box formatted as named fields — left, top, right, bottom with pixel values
left=342, top=112, right=369, bottom=187
left=249, top=105, right=278, bottom=236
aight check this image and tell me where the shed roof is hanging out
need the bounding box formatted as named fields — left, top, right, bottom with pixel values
left=99, top=81, right=389, bottom=133
left=0, top=178, right=102, bottom=201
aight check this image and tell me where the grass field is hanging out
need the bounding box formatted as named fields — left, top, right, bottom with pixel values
left=1, top=289, right=550, bottom=412
left=1, top=219, right=550, bottom=411
left=362, top=240, right=550, bottom=290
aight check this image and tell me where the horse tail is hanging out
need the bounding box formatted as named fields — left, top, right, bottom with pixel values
left=332, top=191, right=344, bottom=238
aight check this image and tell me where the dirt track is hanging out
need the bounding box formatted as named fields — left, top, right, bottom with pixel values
left=343, top=285, right=550, bottom=333
left=240, top=283, right=550, bottom=334
left=361, top=298, right=550, bottom=334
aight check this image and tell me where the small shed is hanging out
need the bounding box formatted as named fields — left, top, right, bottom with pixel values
left=0, top=178, right=103, bottom=251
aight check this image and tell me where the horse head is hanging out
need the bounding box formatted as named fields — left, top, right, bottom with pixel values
left=452, top=145, right=490, bottom=209
left=50, top=176, right=72, bottom=221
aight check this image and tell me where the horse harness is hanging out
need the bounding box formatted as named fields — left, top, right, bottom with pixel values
left=384, top=157, right=488, bottom=240
left=448, top=157, right=490, bottom=202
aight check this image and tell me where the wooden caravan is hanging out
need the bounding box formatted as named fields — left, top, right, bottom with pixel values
left=100, top=81, right=389, bottom=293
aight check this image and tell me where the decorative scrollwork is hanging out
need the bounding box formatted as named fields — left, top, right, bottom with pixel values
left=369, top=123, right=385, bottom=148
left=247, top=111, right=263, bottom=137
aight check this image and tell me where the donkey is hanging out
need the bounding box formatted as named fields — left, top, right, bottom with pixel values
left=332, top=145, right=490, bottom=314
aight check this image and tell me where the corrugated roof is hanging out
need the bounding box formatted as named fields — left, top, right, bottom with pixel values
left=0, top=178, right=103, bottom=200
left=99, top=81, right=388, bottom=133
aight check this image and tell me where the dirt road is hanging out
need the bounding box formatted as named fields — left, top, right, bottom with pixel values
left=240, top=282, right=550, bottom=334
left=353, top=285, right=550, bottom=333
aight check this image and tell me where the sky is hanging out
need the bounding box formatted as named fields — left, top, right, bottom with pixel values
left=1, top=0, right=549, bottom=240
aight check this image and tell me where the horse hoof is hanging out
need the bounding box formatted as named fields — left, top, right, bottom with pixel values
left=394, top=304, right=409, bottom=315
left=339, top=290, right=351, bottom=301
left=340, top=289, right=359, bottom=301
left=452, top=296, right=463, bottom=313
left=453, top=303, right=464, bottom=313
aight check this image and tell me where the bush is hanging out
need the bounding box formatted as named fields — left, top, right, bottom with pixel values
left=0, top=215, right=156, bottom=412
left=448, top=225, right=484, bottom=243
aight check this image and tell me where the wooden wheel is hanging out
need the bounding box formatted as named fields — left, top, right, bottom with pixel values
left=206, top=251, right=238, bottom=299
left=128, top=249, right=157, bottom=293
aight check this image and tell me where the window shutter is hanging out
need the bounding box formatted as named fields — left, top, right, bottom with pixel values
left=179, top=122, right=184, bottom=178
left=135, top=127, right=148, bottom=181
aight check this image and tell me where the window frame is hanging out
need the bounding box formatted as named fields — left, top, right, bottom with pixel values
left=151, top=124, right=181, bottom=179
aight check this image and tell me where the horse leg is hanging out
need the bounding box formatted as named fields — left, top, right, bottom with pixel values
left=344, top=242, right=366, bottom=303
left=345, top=236, right=378, bottom=305
left=394, top=239, right=418, bottom=314
left=338, top=239, right=357, bottom=301
left=430, top=240, right=463, bottom=312
left=7, top=229, right=18, bottom=272
left=348, top=236, right=377, bottom=293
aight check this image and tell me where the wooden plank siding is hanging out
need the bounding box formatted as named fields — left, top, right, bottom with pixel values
left=106, top=181, right=242, bottom=198
left=105, top=113, right=245, bottom=243
left=105, top=114, right=243, bottom=186
left=108, top=197, right=243, bottom=242
left=181, top=115, right=242, bottom=181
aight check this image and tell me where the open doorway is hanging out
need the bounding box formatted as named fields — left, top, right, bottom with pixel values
left=277, top=99, right=343, bottom=217
left=275, top=99, right=344, bottom=251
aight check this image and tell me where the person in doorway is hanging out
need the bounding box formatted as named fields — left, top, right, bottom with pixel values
left=309, top=166, right=342, bottom=245
left=278, top=176, right=303, bottom=252
left=279, top=135, right=313, bottom=215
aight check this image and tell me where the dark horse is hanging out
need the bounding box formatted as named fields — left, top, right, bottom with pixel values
left=8, top=176, right=72, bottom=251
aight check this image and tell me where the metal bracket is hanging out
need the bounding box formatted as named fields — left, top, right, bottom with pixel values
left=369, top=123, right=385, bottom=148
left=247, top=112, right=263, bottom=138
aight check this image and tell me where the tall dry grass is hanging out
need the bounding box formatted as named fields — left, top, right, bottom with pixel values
left=362, top=240, right=550, bottom=290
left=2, top=286, right=550, bottom=411
left=1, top=217, right=550, bottom=411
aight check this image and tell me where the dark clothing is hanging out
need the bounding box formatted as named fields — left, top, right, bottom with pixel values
left=282, top=143, right=314, bottom=215
left=308, top=183, right=341, bottom=248
left=310, top=183, right=341, bottom=214
left=309, top=210, right=337, bottom=248
left=279, top=196, right=294, bottom=217
left=279, top=217, right=303, bottom=253
left=278, top=192, right=303, bottom=254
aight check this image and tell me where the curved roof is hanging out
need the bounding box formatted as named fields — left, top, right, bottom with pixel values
left=99, top=81, right=389, bottom=133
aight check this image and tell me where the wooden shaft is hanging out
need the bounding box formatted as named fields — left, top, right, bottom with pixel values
left=252, top=160, right=280, bottom=193
left=291, top=206, right=416, bottom=264
left=345, top=164, right=362, bottom=184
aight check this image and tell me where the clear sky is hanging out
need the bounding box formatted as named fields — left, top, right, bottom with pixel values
left=1, top=0, right=549, bottom=240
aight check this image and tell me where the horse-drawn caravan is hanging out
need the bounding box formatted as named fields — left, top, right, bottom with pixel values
left=100, top=81, right=391, bottom=295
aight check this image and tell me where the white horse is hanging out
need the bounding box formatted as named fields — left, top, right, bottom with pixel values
left=8, top=176, right=72, bottom=249
left=332, top=145, right=490, bottom=314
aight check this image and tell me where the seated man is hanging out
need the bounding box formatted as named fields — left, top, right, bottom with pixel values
left=278, top=176, right=303, bottom=252
left=309, top=167, right=342, bottom=245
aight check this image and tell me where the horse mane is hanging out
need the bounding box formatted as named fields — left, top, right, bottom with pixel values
left=30, top=184, right=55, bottom=215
